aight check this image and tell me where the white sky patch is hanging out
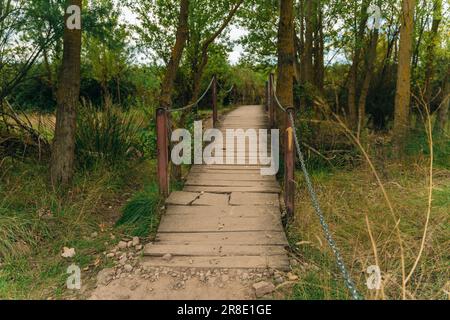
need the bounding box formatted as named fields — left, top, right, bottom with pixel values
left=120, top=6, right=246, bottom=65
left=121, top=6, right=139, bottom=25
left=228, top=26, right=248, bottom=65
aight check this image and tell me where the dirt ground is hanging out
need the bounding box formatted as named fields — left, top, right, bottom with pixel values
left=90, top=269, right=256, bottom=300
left=85, top=238, right=294, bottom=300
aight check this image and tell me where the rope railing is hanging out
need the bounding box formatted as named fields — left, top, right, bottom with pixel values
left=156, top=74, right=233, bottom=197
left=218, top=82, right=234, bottom=94
left=268, top=73, right=362, bottom=300
left=167, top=77, right=215, bottom=113
left=272, top=86, right=288, bottom=113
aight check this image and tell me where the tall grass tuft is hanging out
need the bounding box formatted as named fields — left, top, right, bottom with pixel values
left=0, top=211, right=38, bottom=259
left=116, top=183, right=162, bottom=237
left=76, top=101, right=142, bottom=168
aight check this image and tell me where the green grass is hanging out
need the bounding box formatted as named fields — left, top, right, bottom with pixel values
left=406, top=129, right=450, bottom=169
left=286, top=224, right=352, bottom=300
left=0, top=158, right=159, bottom=299
left=115, top=167, right=186, bottom=238
left=116, top=183, right=163, bottom=238
left=434, top=184, right=450, bottom=207
left=289, top=272, right=349, bottom=300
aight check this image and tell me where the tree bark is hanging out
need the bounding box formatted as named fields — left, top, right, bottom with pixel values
left=43, top=48, right=56, bottom=99
left=313, top=0, right=324, bottom=92
left=50, top=0, right=82, bottom=187
left=159, top=0, right=190, bottom=110
left=277, top=0, right=295, bottom=122
left=357, top=29, right=379, bottom=138
left=299, top=0, right=306, bottom=85
left=304, top=0, right=314, bottom=85
left=347, top=0, right=369, bottom=129
left=423, top=0, right=442, bottom=105
left=277, top=0, right=295, bottom=222
left=435, top=76, right=449, bottom=136
left=393, top=0, right=415, bottom=151
left=411, top=8, right=429, bottom=73
left=293, top=32, right=302, bottom=84
left=189, top=0, right=244, bottom=103
left=378, top=26, right=399, bottom=88
left=158, top=0, right=190, bottom=182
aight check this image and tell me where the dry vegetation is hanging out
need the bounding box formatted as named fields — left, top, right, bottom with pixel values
left=283, top=113, right=449, bottom=300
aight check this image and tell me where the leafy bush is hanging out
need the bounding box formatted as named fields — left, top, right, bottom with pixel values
left=132, top=107, right=157, bottom=159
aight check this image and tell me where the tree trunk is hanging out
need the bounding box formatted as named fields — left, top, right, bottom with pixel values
left=347, top=0, right=369, bottom=129
left=304, top=0, right=314, bottom=85
left=159, top=0, right=189, bottom=110
left=190, top=52, right=209, bottom=104
left=189, top=0, right=244, bottom=104
left=393, top=0, right=415, bottom=151
left=117, top=76, right=121, bottom=105
left=411, top=9, right=427, bottom=73
left=158, top=0, right=190, bottom=182
left=435, top=76, right=449, bottom=136
left=423, top=0, right=442, bottom=105
left=313, top=0, right=324, bottom=92
left=50, top=0, right=82, bottom=188
left=277, top=0, right=295, bottom=221
left=378, top=26, right=399, bottom=88
left=299, top=0, right=306, bottom=85
left=43, top=48, right=56, bottom=99
left=277, top=0, right=294, bottom=122
left=357, top=29, right=379, bottom=138
left=293, top=33, right=302, bottom=84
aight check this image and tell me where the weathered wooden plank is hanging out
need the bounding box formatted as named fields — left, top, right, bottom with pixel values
left=166, top=191, right=200, bottom=205
left=165, top=206, right=231, bottom=216
left=158, top=215, right=283, bottom=233
left=192, top=165, right=266, bottom=170
left=189, top=170, right=269, bottom=176
left=230, top=192, right=279, bottom=206
left=184, top=186, right=281, bottom=193
left=185, top=180, right=279, bottom=188
left=191, top=193, right=229, bottom=206
left=144, top=244, right=287, bottom=257
left=142, top=255, right=290, bottom=270
left=165, top=205, right=281, bottom=218
left=187, top=173, right=274, bottom=181
left=161, top=210, right=282, bottom=223
left=155, top=231, right=288, bottom=246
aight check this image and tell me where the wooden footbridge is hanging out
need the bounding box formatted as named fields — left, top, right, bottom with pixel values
left=143, top=103, right=290, bottom=270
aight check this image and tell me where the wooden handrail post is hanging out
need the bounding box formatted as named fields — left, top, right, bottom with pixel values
left=284, top=107, right=295, bottom=219
left=156, top=107, right=169, bottom=197
left=212, top=75, right=218, bottom=128
left=269, top=73, right=275, bottom=128
left=265, top=81, right=269, bottom=112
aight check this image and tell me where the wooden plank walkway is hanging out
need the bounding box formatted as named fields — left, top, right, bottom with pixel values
left=143, top=105, right=289, bottom=270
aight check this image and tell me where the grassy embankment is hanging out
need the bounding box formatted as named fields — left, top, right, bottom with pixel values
left=282, top=116, right=449, bottom=300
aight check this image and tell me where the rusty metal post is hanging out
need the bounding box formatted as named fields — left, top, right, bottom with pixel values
left=156, top=107, right=169, bottom=197
left=212, top=75, right=218, bottom=128
left=269, top=73, right=275, bottom=128
left=284, top=107, right=295, bottom=219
